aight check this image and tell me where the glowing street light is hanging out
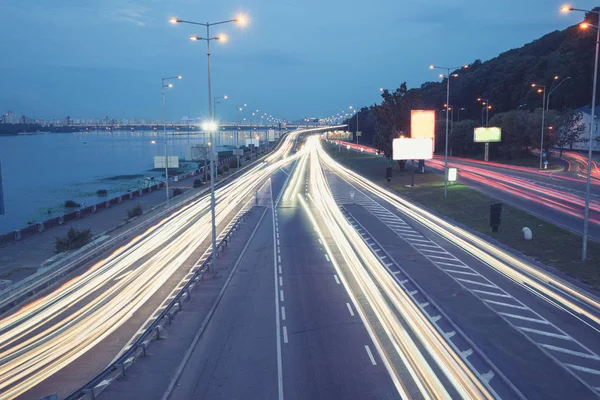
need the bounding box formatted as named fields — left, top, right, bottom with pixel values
left=561, top=5, right=600, bottom=260
left=171, top=14, right=247, bottom=272
left=161, top=75, right=182, bottom=207
left=430, top=64, right=468, bottom=198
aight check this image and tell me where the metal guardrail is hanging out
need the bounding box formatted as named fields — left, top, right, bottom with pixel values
left=0, top=141, right=279, bottom=316
left=63, top=206, right=255, bottom=400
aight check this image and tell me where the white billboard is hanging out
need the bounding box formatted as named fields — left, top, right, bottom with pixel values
left=411, top=110, right=436, bottom=150
left=474, top=127, right=502, bottom=143
left=268, top=129, right=276, bottom=142
left=154, top=156, right=179, bottom=169
left=245, top=138, right=259, bottom=147
left=392, top=138, right=433, bottom=160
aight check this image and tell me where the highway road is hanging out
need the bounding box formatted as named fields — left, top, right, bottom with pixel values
left=3, top=132, right=600, bottom=399
left=331, top=140, right=600, bottom=239
left=0, top=127, right=322, bottom=399
left=427, top=154, right=600, bottom=239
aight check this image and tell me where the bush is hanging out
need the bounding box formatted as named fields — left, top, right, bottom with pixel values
left=217, top=166, right=224, bottom=175
left=173, top=187, right=184, bottom=197
left=193, top=179, right=204, bottom=188
left=229, top=158, right=238, bottom=169
left=64, top=200, right=80, bottom=208
left=55, top=227, right=92, bottom=253
left=97, top=189, right=108, bottom=196
left=127, top=203, right=143, bottom=219
left=223, top=164, right=230, bottom=172
left=245, top=156, right=251, bottom=161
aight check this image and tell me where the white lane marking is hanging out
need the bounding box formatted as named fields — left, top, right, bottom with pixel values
left=445, top=270, right=480, bottom=276
left=431, top=315, right=441, bottom=322
left=283, top=326, right=289, bottom=343
left=277, top=239, right=280, bottom=246
left=365, top=345, right=377, bottom=365
left=277, top=232, right=280, bottom=239
left=278, top=255, right=281, bottom=263
left=270, top=180, right=284, bottom=400
left=346, top=303, right=355, bottom=316
left=280, top=290, right=285, bottom=302
left=481, top=371, right=495, bottom=384
left=542, top=344, right=600, bottom=360
left=445, top=331, right=456, bottom=339
left=325, top=254, right=330, bottom=262
left=281, top=306, right=286, bottom=321
left=418, top=248, right=450, bottom=254
left=499, top=312, right=550, bottom=324
left=334, top=275, right=341, bottom=285
left=436, top=262, right=471, bottom=269
left=426, top=254, right=459, bottom=261
left=318, top=239, right=323, bottom=245
left=279, top=277, right=283, bottom=287
left=517, top=326, right=572, bottom=340
left=420, top=302, right=430, bottom=307
left=483, top=299, right=528, bottom=310
left=471, top=289, right=511, bottom=298
left=455, top=278, right=498, bottom=289
left=566, top=364, right=600, bottom=375
left=462, top=349, right=473, bottom=358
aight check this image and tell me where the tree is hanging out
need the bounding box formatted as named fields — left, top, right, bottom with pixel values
left=556, top=109, right=587, bottom=158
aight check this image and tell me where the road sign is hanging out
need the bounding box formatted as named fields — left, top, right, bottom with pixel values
left=154, top=156, right=179, bottom=169
left=356, top=131, right=363, bottom=137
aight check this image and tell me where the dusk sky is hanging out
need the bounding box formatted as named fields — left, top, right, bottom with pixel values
left=0, top=1, right=594, bottom=122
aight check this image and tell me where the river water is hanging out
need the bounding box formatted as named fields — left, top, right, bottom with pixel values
left=0, top=129, right=267, bottom=234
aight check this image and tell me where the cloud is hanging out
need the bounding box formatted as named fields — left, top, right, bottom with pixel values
left=110, top=3, right=151, bottom=27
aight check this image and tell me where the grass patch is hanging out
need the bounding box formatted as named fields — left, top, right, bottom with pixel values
left=324, top=142, right=600, bottom=289
left=55, top=227, right=92, bottom=253
left=105, top=174, right=144, bottom=181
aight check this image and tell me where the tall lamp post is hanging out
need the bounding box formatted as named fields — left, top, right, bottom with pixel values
left=214, top=95, right=228, bottom=119
left=161, top=75, right=182, bottom=207
left=170, top=14, right=247, bottom=273
left=236, top=103, right=246, bottom=169
left=531, top=83, right=547, bottom=169
left=561, top=5, right=599, bottom=261
left=430, top=64, right=468, bottom=198
left=349, top=106, right=360, bottom=144
left=547, top=76, right=572, bottom=112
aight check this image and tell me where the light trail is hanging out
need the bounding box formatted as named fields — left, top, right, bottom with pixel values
left=0, top=128, right=322, bottom=399
left=303, top=136, right=493, bottom=399
left=327, top=139, right=600, bottom=227
left=315, top=138, right=600, bottom=330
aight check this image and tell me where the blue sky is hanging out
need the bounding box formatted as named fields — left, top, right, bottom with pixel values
left=0, top=0, right=594, bottom=122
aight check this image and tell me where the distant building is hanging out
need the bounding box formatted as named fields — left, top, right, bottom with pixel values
left=572, top=105, right=600, bottom=152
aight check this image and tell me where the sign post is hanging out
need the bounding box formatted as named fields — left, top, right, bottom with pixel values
left=474, top=127, right=502, bottom=162
left=393, top=138, right=433, bottom=187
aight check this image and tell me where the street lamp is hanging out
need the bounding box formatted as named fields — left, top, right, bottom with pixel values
left=213, top=95, right=228, bottom=119
left=430, top=64, right=468, bottom=198
left=171, top=14, right=246, bottom=273
left=161, top=75, right=182, bottom=207
left=477, top=98, right=491, bottom=127
left=531, top=83, right=547, bottom=169
left=561, top=5, right=599, bottom=261
left=547, top=76, right=572, bottom=112
left=349, top=106, right=360, bottom=144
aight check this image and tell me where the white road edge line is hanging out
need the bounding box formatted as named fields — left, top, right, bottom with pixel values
left=161, top=206, right=269, bottom=400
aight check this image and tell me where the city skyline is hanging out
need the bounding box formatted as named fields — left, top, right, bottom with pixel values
left=0, top=1, right=592, bottom=121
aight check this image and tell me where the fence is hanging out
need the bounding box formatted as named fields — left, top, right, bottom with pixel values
left=0, top=146, right=272, bottom=247
left=63, top=206, right=255, bottom=400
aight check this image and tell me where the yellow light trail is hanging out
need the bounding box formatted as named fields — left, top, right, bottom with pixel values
left=315, top=138, right=600, bottom=328
left=303, top=136, right=492, bottom=399
left=0, top=129, right=317, bottom=399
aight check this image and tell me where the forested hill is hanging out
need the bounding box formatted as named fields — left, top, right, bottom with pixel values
left=348, top=10, right=600, bottom=157
left=418, top=12, right=599, bottom=116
